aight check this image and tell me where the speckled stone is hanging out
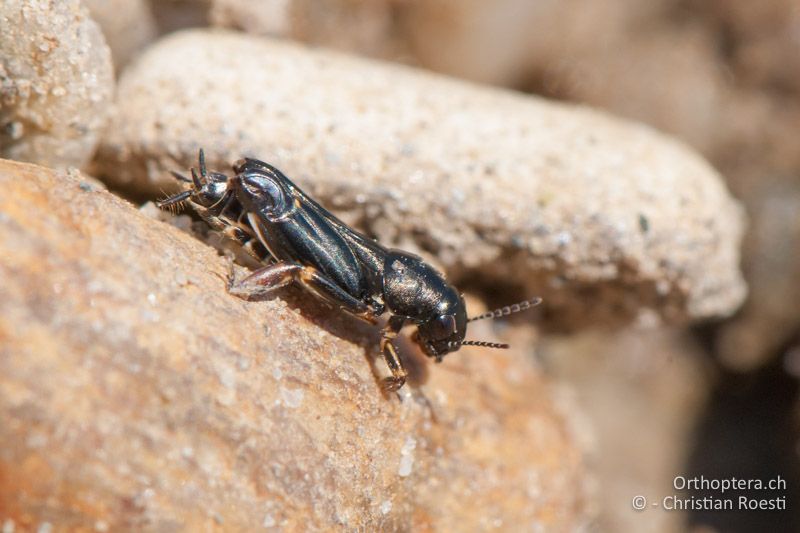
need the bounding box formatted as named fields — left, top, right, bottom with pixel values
left=0, top=0, right=114, bottom=168
left=93, top=30, right=746, bottom=329
left=0, top=158, right=590, bottom=531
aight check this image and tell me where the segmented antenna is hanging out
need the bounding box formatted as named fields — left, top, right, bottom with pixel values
left=169, top=170, right=192, bottom=183
left=189, top=167, right=202, bottom=188
left=467, top=297, right=542, bottom=323
left=199, top=148, right=207, bottom=180
left=460, top=340, right=510, bottom=349
left=156, top=189, right=192, bottom=209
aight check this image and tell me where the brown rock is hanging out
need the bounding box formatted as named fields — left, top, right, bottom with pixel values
left=700, top=0, right=800, bottom=92
left=0, top=158, right=589, bottom=530
left=397, top=0, right=538, bottom=86
left=209, top=0, right=401, bottom=59
left=149, top=0, right=211, bottom=34
left=529, top=25, right=727, bottom=156
left=716, top=177, right=800, bottom=371
left=0, top=0, right=114, bottom=168
left=399, top=1, right=728, bottom=154
left=93, top=30, right=746, bottom=329
left=84, top=0, right=158, bottom=72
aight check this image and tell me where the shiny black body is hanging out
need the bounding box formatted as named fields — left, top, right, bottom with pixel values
left=231, top=159, right=469, bottom=363
left=160, top=151, right=480, bottom=391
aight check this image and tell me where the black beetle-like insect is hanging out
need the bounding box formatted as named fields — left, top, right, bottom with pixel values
left=159, top=150, right=540, bottom=391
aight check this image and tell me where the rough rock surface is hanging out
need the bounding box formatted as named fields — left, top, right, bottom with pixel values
left=84, top=0, right=158, bottom=72
left=94, top=30, right=746, bottom=329
left=0, top=0, right=114, bottom=168
left=0, top=158, right=589, bottom=531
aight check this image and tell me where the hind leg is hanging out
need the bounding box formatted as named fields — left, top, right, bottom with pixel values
left=226, top=261, right=378, bottom=324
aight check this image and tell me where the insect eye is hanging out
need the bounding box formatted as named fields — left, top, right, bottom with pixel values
left=431, top=314, right=456, bottom=337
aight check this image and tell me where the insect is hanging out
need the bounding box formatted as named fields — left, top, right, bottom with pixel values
left=159, top=150, right=541, bottom=391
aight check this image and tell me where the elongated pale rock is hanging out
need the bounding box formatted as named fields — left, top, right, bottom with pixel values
left=0, top=159, right=589, bottom=531
left=94, top=30, right=746, bottom=328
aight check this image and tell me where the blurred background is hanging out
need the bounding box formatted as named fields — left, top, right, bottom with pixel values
left=82, top=0, right=800, bottom=531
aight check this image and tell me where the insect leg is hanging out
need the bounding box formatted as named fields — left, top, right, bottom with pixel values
left=192, top=206, right=269, bottom=263
left=227, top=262, right=378, bottom=323
left=380, top=315, right=408, bottom=391
left=226, top=262, right=300, bottom=299
left=297, top=267, right=378, bottom=323
left=212, top=222, right=269, bottom=262
left=238, top=238, right=270, bottom=263
left=219, top=222, right=253, bottom=244
left=192, top=205, right=231, bottom=232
